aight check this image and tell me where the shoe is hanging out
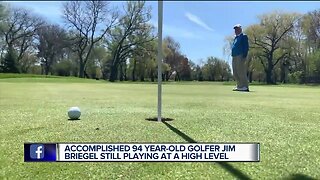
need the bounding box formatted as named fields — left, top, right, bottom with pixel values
left=237, top=87, right=249, bottom=92
left=232, top=87, right=239, bottom=91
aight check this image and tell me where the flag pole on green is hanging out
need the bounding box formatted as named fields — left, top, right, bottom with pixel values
left=157, top=1, right=163, bottom=122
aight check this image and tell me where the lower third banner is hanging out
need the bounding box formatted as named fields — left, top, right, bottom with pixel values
left=25, top=143, right=260, bottom=162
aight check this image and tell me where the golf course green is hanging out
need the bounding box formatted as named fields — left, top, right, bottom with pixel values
left=0, top=76, right=319, bottom=179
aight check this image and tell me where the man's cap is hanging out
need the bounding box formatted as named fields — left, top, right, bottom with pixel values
left=233, top=24, right=242, bottom=29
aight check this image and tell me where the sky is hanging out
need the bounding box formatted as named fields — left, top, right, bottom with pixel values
left=4, top=1, right=320, bottom=65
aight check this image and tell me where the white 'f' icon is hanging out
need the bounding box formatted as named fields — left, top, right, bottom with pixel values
left=35, top=146, right=43, bottom=159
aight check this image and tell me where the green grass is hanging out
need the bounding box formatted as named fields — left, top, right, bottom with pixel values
left=0, top=76, right=319, bottom=179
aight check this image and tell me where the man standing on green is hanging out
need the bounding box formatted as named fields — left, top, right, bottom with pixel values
left=232, top=24, right=249, bottom=92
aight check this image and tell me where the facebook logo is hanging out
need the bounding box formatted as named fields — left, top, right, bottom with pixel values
left=25, top=143, right=56, bottom=162
left=30, top=144, right=44, bottom=159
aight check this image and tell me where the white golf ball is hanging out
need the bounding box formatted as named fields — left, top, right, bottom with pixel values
left=68, top=107, right=81, bottom=120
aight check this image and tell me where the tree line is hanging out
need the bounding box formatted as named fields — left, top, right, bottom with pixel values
left=0, top=1, right=319, bottom=83
left=225, top=10, right=320, bottom=84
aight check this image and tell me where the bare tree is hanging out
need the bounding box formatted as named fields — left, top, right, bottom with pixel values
left=107, top=1, right=154, bottom=82
left=0, top=6, right=44, bottom=72
left=0, top=3, right=8, bottom=62
left=36, top=24, right=68, bottom=75
left=63, top=1, right=118, bottom=78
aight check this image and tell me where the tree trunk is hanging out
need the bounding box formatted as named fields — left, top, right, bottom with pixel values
left=280, top=62, right=286, bottom=83
left=266, top=57, right=274, bottom=84
left=124, top=64, right=127, bottom=81
left=140, top=75, right=144, bottom=81
left=109, top=46, right=123, bottom=82
left=79, top=62, right=84, bottom=78
left=45, top=61, right=50, bottom=75
left=79, top=61, right=85, bottom=78
left=84, top=70, right=89, bottom=78
left=140, top=66, right=145, bottom=81
left=265, top=69, right=273, bottom=84
left=301, top=60, right=307, bottom=84
left=109, top=65, right=118, bottom=82
left=248, top=71, right=253, bottom=83
left=119, top=63, right=123, bottom=81
left=150, top=70, right=154, bottom=82
left=165, top=71, right=169, bottom=81
left=41, top=64, right=44, bottom=75
left=132, top=59, right=136, bottom=81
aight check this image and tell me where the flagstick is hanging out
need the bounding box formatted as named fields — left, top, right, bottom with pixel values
left=157, top=0, right=163, bottom=122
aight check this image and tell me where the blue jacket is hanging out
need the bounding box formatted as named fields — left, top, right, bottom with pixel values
left=231, top=33, right=249, bottom=58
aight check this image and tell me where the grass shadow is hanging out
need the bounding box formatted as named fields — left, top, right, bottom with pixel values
left=145, top=117, right=174, bottom=122
left=162, top=121, right=251, bottom=180
left=68, top=118, right=81, bottom=121
left=284, top=174, right=317, bottom=180
left=162, top=121, right=196, bottom=143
